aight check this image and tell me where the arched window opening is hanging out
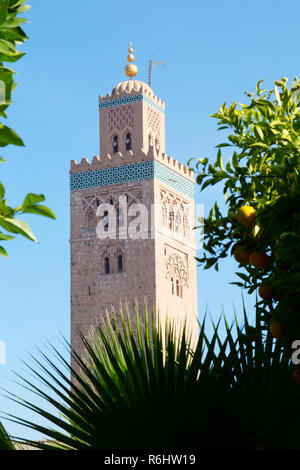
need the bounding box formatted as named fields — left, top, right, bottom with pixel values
left=183, top=215, right=189, bottom=237
left=103, top=210, right=109, bottom=231
left=125, top=133, right=132, bottom=151
left=113, top=135, right=118, bottom=153
left=169, top=209, right=174, bottom=231
left=118, top=255, right=123, bottom=272
left=155, top=137, right=160, bottom=152
left=175, top=211, right=181, bottom=233
left=110, top=199, right=114, bottom=205
left=162, top=205, right=168, bottom=227
left=117, top=207, right=124, bottom=227
left=104, top=257, right=110, bottom=274
left=176, top=279, right=180, bottom=297
left=171, top=277, right=174, bottom=295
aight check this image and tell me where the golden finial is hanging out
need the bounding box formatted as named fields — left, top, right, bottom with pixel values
left=125, top=42, right=138, bottom=79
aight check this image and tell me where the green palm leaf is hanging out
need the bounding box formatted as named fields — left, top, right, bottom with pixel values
left=2, top=303, right=300, bottom=450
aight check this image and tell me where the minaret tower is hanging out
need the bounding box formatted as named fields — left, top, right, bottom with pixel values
left=70, top=44, right=198, bottom=356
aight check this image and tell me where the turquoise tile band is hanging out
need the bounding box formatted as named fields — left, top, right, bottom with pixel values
left=99, top=94, right=165, bottom=114
left=70, top=160, right=194, bottom=198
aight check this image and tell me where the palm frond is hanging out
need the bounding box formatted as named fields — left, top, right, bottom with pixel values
left=2, top=303, right=300, bottom=450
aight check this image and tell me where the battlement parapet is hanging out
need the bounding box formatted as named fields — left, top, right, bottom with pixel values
left=99, top=80, right=165, bottom=113
left=70, top=149, right=194, bottom=182
left=99, top=79, right=165, bottom=108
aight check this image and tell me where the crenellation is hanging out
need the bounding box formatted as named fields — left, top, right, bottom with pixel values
left=91, top=156, right=101, bottom=169
left=99, top=79, right=165, bottom=109
left=70, top=148, right=194, bottom=182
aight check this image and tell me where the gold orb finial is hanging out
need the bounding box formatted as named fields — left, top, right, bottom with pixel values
left=125, top=42, right=138, bottom=79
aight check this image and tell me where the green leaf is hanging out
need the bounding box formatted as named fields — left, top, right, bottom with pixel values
left=0, top=181, right=4, bottom=199
left=22, top=204, right=56, bottom=219
left=0, top=0, right=9, bottom=26
left=274, top=86, right=282, bottom=105
left=0, top=244, right=8, bottom=257
left=255, top=126, right=264, bottom=140
left=215, top=143, right=232, bottom=148
left=236, top=272, right=249, bottom=282
left=0, top=232, right=14, bottom=240
left=249, top=142, right=269, bottom=149
left=0, top=123, right=24, bottom=146
left=216, top=148, right=224, bottom=171
left=22, top=193, right=45, bottom=209
left=0, top=216, right=37, bottom=241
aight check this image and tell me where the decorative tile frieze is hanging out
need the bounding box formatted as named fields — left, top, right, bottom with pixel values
left=70, top=160, right=194, bottom=198
left=99, top=94, right=165, bottom=114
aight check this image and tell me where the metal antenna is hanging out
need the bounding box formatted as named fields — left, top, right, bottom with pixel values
left=148, top=56, right=165, bottom=87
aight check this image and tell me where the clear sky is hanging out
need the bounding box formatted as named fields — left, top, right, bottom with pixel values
left=1, top=0, right=300, bottom=441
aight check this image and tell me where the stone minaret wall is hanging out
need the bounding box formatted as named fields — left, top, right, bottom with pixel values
left=70, top=80, right=198, bottom=360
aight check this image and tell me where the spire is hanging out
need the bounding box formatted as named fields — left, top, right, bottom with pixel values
left=124, top=42, right=138, bottom=79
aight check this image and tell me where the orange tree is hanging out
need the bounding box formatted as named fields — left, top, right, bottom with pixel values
left=190, top=77, right=300, bottom=352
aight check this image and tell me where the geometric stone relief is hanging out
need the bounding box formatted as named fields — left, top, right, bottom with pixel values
left=160, top=189, right=190, bottom=238
left=147, top=105, right=160, bottom=136
left=82, top=189, right=142, bottom=215
left=109, top=105, right=133, bottom=132
left=165, top=250, right=188, bottom=287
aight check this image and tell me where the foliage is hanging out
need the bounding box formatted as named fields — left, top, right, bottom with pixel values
left=190, top=77, right=300, bottom=347
left=0, top=420, right=14, bottom=449
left=0, top=0, right=55, bottom=257
left=2, top=304, right=300, bottom=450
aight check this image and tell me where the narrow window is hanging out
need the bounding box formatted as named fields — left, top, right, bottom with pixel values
left=162, top=205, right=168, bottom=227
left=175, top=211, right=181, bottom=233
left=113, top=135, right=118, bottom=153
left=117, top=207, right=124, bottom=227
left=118, top=255, right=123, bottom=272
left=183, top=215, right=189, bottom=237
left=88, top=286, right=91, bottom=296
left=103, top=210, right=109, bottom=231
left=125, top=133, right=132, bottom=151
left=110, top=199, right=114, bottom=205
left=169, top=210, right=174, bottom=230
left=104, top=257, right=110, bottom=274
left=155, top=137, right=160, bottom=152
left=149, top=134, right=153, bottom=147
left=176, top=279, right=180, bottom=297
left=171, top=277, right=174, bottom=295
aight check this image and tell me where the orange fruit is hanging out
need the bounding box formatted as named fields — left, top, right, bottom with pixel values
left=292, top=369, right=300, bottom=385
left=270, top=321, right=284, bottom=340
left=233, top=245, right=251, bottom=264
left=258, top=284, right=274, bottom=300
left=249, top=251, right=270, bottom=269
left=236, top=205, right=257, bottom=227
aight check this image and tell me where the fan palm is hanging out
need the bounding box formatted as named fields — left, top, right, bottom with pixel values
left=2, top=303, right=300, bottom=450
left=0, top=420, right=14, bottom=450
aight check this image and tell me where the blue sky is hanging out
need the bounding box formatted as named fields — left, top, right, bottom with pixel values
left=1, top=0, right=300, bottom=440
